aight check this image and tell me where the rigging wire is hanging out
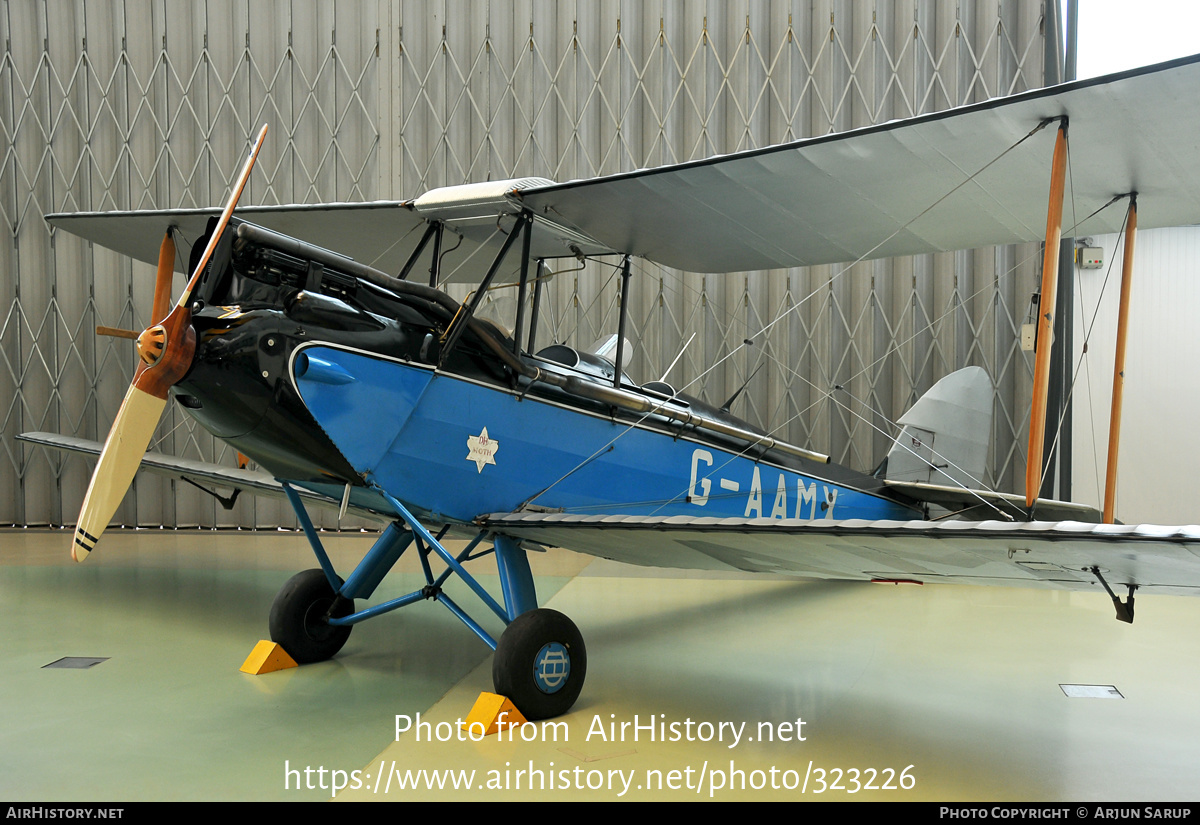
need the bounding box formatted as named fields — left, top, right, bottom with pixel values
left=629, top=167, right=1132, bottom=495
left=641, top=327, right=1013, bottom=521
left=366, top=219, right=424, bottom=270
left=755, top=349, right=1008, bottom=517
left=645, top=236, right=1040, bottom=444
left=1031, top=124, right=1133, bottom=510
left=774, top=193, right=1132, bottom=446
left=519, top=122, right=1059, bottom=512
left=701, top=188, right=1131, bottom=520
left=548, top=258, right=624, bottom=345
left=675, top=117, right=1061, bottom=388
left=1041, top=198, right=1133, bottom=508
left=435, top=226, right=500, bottom=289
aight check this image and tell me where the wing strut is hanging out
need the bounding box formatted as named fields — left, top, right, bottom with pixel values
left=396, top=221, right=442, bottom=283
left=1025, top=118, right=1069, bottom=507
left=437, top=211, right=532, bottom=366
left=1102, top=197, right=1138, bottom=524
left=613, top=255, right=632, bottom=388
left=527, top=259, right=546, bottom=353
left=511, top=218, right=535, bottom=357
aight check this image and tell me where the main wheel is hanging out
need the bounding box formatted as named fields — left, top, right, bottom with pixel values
left=493, top=608, right=586, bottom=720
left=269, top=569, right=354, bottom=664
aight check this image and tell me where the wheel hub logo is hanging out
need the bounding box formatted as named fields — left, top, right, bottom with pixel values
left=534, top=642, right=570, bottom=694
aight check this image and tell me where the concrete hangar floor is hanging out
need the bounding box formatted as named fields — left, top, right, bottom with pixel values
left=2, top=528, right=1198, bottom=802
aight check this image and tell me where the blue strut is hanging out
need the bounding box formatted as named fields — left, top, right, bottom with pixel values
left=280, top=483, right=537, bottom=651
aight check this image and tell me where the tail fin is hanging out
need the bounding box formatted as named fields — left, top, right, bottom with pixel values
left=883, top=366, right=991, bottom=489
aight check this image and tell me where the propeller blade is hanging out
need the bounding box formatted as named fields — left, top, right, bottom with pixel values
left=73, top=124, right=268, bottom=561
left=150, top=229, right=176, bottom=325
left=72, top=385, right=167, bottom=560
left=96, top=326, right=139, bottom=339
left=175, top=123, right=268, bottom=311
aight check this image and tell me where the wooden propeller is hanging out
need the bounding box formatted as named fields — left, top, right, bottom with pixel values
left=73, top=125, right=268, bottom=561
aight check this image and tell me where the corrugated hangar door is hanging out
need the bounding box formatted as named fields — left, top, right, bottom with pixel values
left=1, top=1, right=1046, bottom=529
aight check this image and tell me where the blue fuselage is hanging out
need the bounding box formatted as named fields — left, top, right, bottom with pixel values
left=290, top=344, right=919, bottom=525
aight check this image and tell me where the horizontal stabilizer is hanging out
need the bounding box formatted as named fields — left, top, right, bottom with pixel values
left=878, top=368, right=1100, bottom=522
left=883, top=480, right=1103, bottom=523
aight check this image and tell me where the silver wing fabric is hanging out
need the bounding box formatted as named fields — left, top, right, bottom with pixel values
left=17, top=432, right=363, bottom=518
left=518, top=54, right=1200, bottom=272
left=47, top=55, right=1200, bottom=279
left=482, top=513, right=1200, bottom=597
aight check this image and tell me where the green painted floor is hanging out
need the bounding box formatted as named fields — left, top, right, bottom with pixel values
left=348, top=564, right=1200, bottom=801
left=3, top=530, right=1200, bottom=801
left=0, top=530, right=575, bottom=801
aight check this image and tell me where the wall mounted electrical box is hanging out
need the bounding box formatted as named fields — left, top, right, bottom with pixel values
left=1078, top=247, right=1104, bottom=269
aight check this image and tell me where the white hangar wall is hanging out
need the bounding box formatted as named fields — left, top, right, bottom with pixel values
left=1, top=1, right=1049, bottom=529
left=1070, top=226, right=1200, bottom=526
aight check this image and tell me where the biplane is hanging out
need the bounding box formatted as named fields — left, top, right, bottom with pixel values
left=20, top=54, right=1200, bottom=720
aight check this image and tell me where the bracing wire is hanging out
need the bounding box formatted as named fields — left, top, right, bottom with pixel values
left=519, top=120, right=1059, bottom=511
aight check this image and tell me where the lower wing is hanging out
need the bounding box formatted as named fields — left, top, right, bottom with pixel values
left=480, top=512, right=1200, bottom=598
left=18, top=432, right=375, bottom=520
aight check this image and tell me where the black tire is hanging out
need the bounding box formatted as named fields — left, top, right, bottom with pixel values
left=269, top=569, right=354, bottom=664
left=492, top=608, right=586, bottom=720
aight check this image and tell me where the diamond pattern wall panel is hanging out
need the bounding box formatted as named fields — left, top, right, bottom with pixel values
left=2, top=0, right=1045, bottom=528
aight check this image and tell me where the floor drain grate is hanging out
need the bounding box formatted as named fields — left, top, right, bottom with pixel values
left=1060, top=684, right=1123, bottom=698
left=43, top=657, right=109, bottom=669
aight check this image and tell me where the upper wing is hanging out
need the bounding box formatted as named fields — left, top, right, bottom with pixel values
left=46, top=55, right=1200, bottom=277
left=519, top=54, right=1200, bottom=272
left=481, top=513, right=1200, bottom=598
left=45, top=202, right=423, bottom=281
left=46, top=182, right=614, bottom=285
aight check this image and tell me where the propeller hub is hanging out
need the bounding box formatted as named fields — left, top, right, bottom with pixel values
left=136, top=325, right=167, bottom=367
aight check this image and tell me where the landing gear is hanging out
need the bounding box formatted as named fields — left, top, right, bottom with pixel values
left=276, top=488, right=585, bottom=718
left=269, top=569, right=355, bottom=663
left=493, top=609, right=587, bottom=720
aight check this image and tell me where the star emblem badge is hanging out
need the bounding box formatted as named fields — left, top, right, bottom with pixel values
left=466, top=427, right=499, bottom=473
